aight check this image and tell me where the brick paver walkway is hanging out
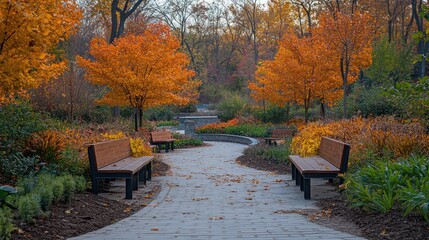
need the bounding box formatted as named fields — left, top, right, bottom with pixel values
left=73, top=141, right=364, bottom=240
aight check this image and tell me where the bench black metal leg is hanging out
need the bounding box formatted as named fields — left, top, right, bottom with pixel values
left=91, top=177, right=99, bottom=195
left=165, top=143, right=169, bottom=152
left=296, top=171, right=301, bottom=186
left=139, top=168, right=147, bottom=185
left=146, top=162, right=152, bottom=181
left=300, top=175, right=304, bottom=191
left=291, top=164, right=296, bottom=180
left=133, top=174, right=139, bottom=191
left=125, top=178, right=133, bottom=199
left=328, top=178, right=334, bottom=184
left=171, top=142, right=174, bottom=151
left=304, top=178, right=311, bottom=200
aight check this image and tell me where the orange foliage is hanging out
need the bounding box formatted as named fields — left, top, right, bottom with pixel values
left=195, top=118, right=240, bottom=133
left=316, top=12, right=375, bottom=89
left=250, top=31, right=342, bottom=122
left=0, top=0, right=81, bottom=100
left=77, top=23, right=200, bottom=112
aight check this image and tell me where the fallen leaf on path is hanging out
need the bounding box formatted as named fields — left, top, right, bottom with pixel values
left=151, top=228, right=159, bottom=231
left=247, top=189, right=257, bottom=193
left=275, top=179, right=283, bottom=182
left=192, top=197, right=209, bottom=201
left=245, top=197, right=253, bottom=200
left=209, top=216, right=224, bottom=220
left=252, top=179, right=260, bottom=184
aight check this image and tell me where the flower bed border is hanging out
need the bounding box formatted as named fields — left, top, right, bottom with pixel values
left=196, top=134, right=259, bottom=146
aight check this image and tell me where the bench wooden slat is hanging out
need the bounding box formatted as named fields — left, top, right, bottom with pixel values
left=98, top=156, right=153, bottom=174
left=151, top=131, right=174, bottom=142
left=318, top=137, right=347, bottom=170
left=92, top=138, right=131, bottom=168
left=289, top=155, right=340, bottom=174
left=271, top=129, right=295, bottom=138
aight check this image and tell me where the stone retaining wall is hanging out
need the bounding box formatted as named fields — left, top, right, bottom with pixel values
left=196, top=134, right=259, bottom=146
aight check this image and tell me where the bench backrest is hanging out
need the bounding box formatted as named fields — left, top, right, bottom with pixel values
left=151, top=131, right=173, bottom=142
left=271, top=129, right=295, bottom=138
left=87, top=138, right=131, bottom=170
left=318, top=137, right=350, bottom=173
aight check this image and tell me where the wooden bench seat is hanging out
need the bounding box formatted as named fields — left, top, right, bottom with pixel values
left=150, top=131, right=175, bottom=153
left=264, top=129, right=295, bottom=145
left=88, top=138, right=154, bottom=199
left=289, top=137, right=350, bottom=200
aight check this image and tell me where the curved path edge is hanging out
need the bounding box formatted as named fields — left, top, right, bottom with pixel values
left=196, top=133, right=259, bottom=145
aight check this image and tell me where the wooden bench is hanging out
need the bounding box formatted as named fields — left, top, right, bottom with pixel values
left=150, top=131, right=175, bottom=153
left=289, top=137, right=350, bottom=200
left=264, top=129, right=295, bottom=145
left=87, top=138, right=154, bottom=199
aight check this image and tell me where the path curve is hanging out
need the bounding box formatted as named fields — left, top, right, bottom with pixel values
left=72, top=142, right=364, bottom=240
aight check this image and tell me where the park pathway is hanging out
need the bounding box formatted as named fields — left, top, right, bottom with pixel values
left=73, top=141, right=364, bottom=240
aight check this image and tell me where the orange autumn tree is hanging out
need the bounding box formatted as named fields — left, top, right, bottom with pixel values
left=316, top=12, right=375, bottom=118
left=0, top=0, right=81, bottom=102
left=77, top=24, right=199, bottom=130
left=249, top=31, right=342, bottom=123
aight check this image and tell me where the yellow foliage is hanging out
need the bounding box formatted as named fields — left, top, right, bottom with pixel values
left=291, top=122, right=335, bottom=157
left=130, top=138, right=153, bottom=157
left=101, top=131, right=126, bottom=140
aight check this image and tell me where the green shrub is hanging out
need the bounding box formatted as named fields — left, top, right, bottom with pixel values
left=216, top=92, right=247, bottom=121
left=253, top=105, right=290, bottom=123
left=17, top=175, right=37, bottom=195
left=156, top=120, right=179, bottom=127
left=74, top=176, right=87, bottom=193
left=58, top=147, right=86, bottom=176
left=224, top=124, right=270, bottom=138
left=0, top=207, right=15, bottom=240
left=345, top=161, right=401, bottom=213
left=243, top=143, right=291, bottom=164
left=51, top=180, right=65, bottom=203
left=144, top=106, right=177, bottom=121
left=345, top=155, right=429, bottom=222
left=36, top=186, right=53, bottom=211
left=0, top=152, right=38, bottom=179
left=174, top=138, right=203, bottom=149
left=61, top=176, right=76, bottom=203
left=17, top=194, right=42, bottom=223
left=0, top=102, right=46, bottom=154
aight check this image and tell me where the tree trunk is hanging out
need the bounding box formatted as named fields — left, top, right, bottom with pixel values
left=412, top=0, right=427, bottom=78
left=304, top=106, right=309, bottom=123
left=134, top=107, right=138, bottom=132
left=320, top=101, right=326, bottom=119
left=139, top=108, right=143, bottom=128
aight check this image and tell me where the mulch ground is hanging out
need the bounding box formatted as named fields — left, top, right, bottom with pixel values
left=11, top=158, right=170, bottom=240
left=236, top=142, right=429, bottom=240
